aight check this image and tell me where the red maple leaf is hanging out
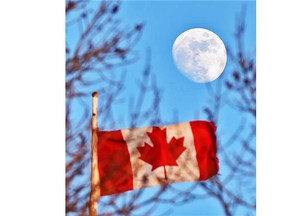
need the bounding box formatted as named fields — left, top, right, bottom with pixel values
left=137, top=127, right=186, bottom=179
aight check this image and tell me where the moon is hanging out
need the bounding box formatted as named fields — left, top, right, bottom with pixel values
left=172, top=28, right=227, bottom=83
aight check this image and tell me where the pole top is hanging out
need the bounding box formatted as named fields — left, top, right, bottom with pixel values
left=92, top=92, right=99, bottom=97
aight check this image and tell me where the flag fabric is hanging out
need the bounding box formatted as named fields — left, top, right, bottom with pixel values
left=97, top=120, right=219, bottom=196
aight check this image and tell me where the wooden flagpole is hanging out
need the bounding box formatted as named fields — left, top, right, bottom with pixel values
left=90, top=92, right=100, bottom=216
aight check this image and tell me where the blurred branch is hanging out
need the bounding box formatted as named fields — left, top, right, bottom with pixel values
left=225, top=6, right=256, bottom=118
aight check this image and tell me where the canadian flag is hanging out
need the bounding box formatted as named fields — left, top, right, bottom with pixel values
left=97, top=120, right=219, bottom=196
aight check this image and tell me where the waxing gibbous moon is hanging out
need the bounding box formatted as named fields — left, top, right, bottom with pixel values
left=172, top=28, right=227, bottom=83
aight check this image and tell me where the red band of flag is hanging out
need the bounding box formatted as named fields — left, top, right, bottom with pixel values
left=97, top=130, right=133, bottom=196
left=190, top=121, right=219, bottom=180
